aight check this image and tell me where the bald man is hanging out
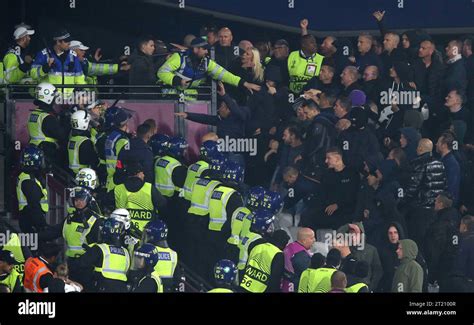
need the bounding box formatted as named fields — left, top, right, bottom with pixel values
left=214, top=27, right=238, bottom=69
left=202, top=132, right=219, bottom=142
left=281, top=227, right=315, bottom=292
left=329, top=271, right=347, bottom=293
left=405, top=138, right=447, bottom=246
left=380, top=32, right=407, bottom=77
left=238, top=40, right=253, bottom=52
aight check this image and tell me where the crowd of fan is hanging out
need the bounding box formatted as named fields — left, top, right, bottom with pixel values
left=1, top=10, right=474, bottom=293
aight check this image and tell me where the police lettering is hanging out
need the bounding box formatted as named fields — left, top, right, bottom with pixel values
left=190, top=163, right=201, bottom=172
left=211, top=191, right=223, bottom=200
left=157, top=252, right=171, bottom=260
left=236, top=211, right=246, bottom=221
left=157, top=159, right=170, bottom=168
left=109, top=246, right=125, bottom=255
left=197, top=178, right=211, bottom=186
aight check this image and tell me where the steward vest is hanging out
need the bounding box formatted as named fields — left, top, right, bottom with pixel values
left=240, top=242, right=281, bottom=293
left=298, top=267, right=336, bottom=293
left=287, top=50, right=324, bottom=94
left=23, top=257, right=53, bottom=293
left=0, top=269, right=20, bottom=292
left=345, top=282, right=369, bottom=293
left=114, top=182, right=155, bottom=231
left=3, top=233, right=26, bottom=276
left=208, top=288, right=233, bottom=293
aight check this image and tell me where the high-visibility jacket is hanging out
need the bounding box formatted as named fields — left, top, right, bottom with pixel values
left=227, top=207, right=251, bottom=246
left=93, top=243, right=130, bottom=282
left=105, top=130, right=129, bottom=191
left=154, top=155, right=182, bottom=197
left=208, top=288, right=233, bottom=293
left=0, top=61, right=5, bottom=84
left=298, top=267, right=337, bottom=293
left=3, top=233, right=26, bottom=276
left=67, top=135, right=92, bottom=175
left=62, top=214, right=99, bottom=258
left=237, top=231, right=262, bottom=270
left=187, top=178, right=221, bottom=216
left=183, top=160, right=209, bottom=201
left=138, top=271, right=164, bottom=293
left=23, top=257, right=53, bottom=293
left=16, top=172, right=49, bottom=213
left=114, top=182, right=155, bottom=231
left=3, top=46, right=30, bottom=84
left=287, top=50, right=324, bottom=94
left=30, top=48, right=85, bottom=95
left=27, top=110, right=58, bottom=147
left=0, top=269, right=21, bottom=292
left=239, top=210, right=254, bottom=242
left=152, top=245, right=178, bottom=281
left=82, top=59, right=118, bottom=85
left=158, top=51, right=242, bottom=90
left=208, top=186, right=237, bottom=232
left=345, top=282, right=369, bottom=293
left=240, top=242, right=281, bottom=293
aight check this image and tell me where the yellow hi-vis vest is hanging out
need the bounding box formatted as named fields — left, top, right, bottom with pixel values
left=152, top=245, right=178, bottom=281
left=27, top=110, right=58, bottom=147
left=105, top=131, right=129, bottom=192
left=183, top=160, right=209, bottom=201
left=62, top=214, right=98, bottom=258
left=3, top=233, right=26, bottom=277
left=298, top=267, right=337, bottom=293
left=237, top=231, right=262, bottom=270
left=154, top=156, right=182, bottom=197
left=208, top=288, right=233, bottom=293
left=345, top=282, right=369, bottom=293
left=239, top=210, right=254, bottom=242
left=93, top=243, right=130, bottom=281
left=240, top=242, right=281, bottom=293
left=0, top=269, right=20, bottom=292
left=114, top=182, right=155, bottom=231
left=67, top=135, right=90, bottom=175
left=287, top=50, right=324, bottom=94
left=138, top=271, right=164, bottom=293
left=16, top=172, right=49, bottom=213
left=227, top=207, right=251, bottom=246
left=187, top=178, right=221, bottom=216
left=208, top=186, right=237, bottom=232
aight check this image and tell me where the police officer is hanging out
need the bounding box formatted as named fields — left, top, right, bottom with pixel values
left=62, top=187, right=102, bottom=288
left=30, top=29, right=86, bottom=96
left=104, top=107, right=131, bottom=192
left=95, top=106, right=121, bottom=187
left=68, top=110, right=99, bottom=176
left=69, top=40, right=130, bottom=85
left=114, top=161, right=166, bottom=232
left=149, top=133, right=170, bottom=162
left=185, top=156, right=226, bottom=276
left=208, top=259, right=238, bottom=293
left=77, top=218, right=130, bottom=292
left=131, top=244, right=164, bottom=293
left=27, top=82, right=66, bottom=164
left=226, top=186, right=266, bottom=264
left=109, top=209, right=141, bottom=257
left=206, top=160, right=245, bottom=281
left=154, top=136, right=188, bottom=250
left=239, top=208, right=285, bottom=293
left=142, top=220, right=178, bottom=292
left=0, top=250, right=23, bottom=293
left=183, top=140, right=219, bottom=201
left=23, top=242, right=61, bottom=293
left=157, top=37, right=260, bottom=99
left=16, top=147, right=49, bottom=233
left=72, top=167, right=103, bottom=215
left=3, top=25, right=35, bottom=84
left=287, top=34, right=325, bottom=94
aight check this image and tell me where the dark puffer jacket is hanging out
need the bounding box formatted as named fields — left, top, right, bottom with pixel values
left=405, top=152, right=447, bottom=209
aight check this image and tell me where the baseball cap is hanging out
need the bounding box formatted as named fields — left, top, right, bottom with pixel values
left=13, top=26, right=35, bottom=40
left=274, top=39, right=289, bottom=47
left=190, top=37, right=211, bottom=50
left=69, top=40, right=89, bottom=51
left=53, top=29, right=73, bottom=42
left=0, top=250, right=18, bottom=265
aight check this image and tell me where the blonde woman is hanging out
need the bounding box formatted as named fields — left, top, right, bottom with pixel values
left=241, top=47, right=264, bottom=83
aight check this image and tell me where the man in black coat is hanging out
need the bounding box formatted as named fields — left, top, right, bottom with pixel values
left=129, top=35, right=159, bottom=95
left=213, top=27, right=239, bottom=70
left=404, top=138, right=447, bottom=247
left=449, top=215, right=474, bottom=292
left=423, top=193, right=460, bottom=290
left=442, top=40, right=468, bottom=98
